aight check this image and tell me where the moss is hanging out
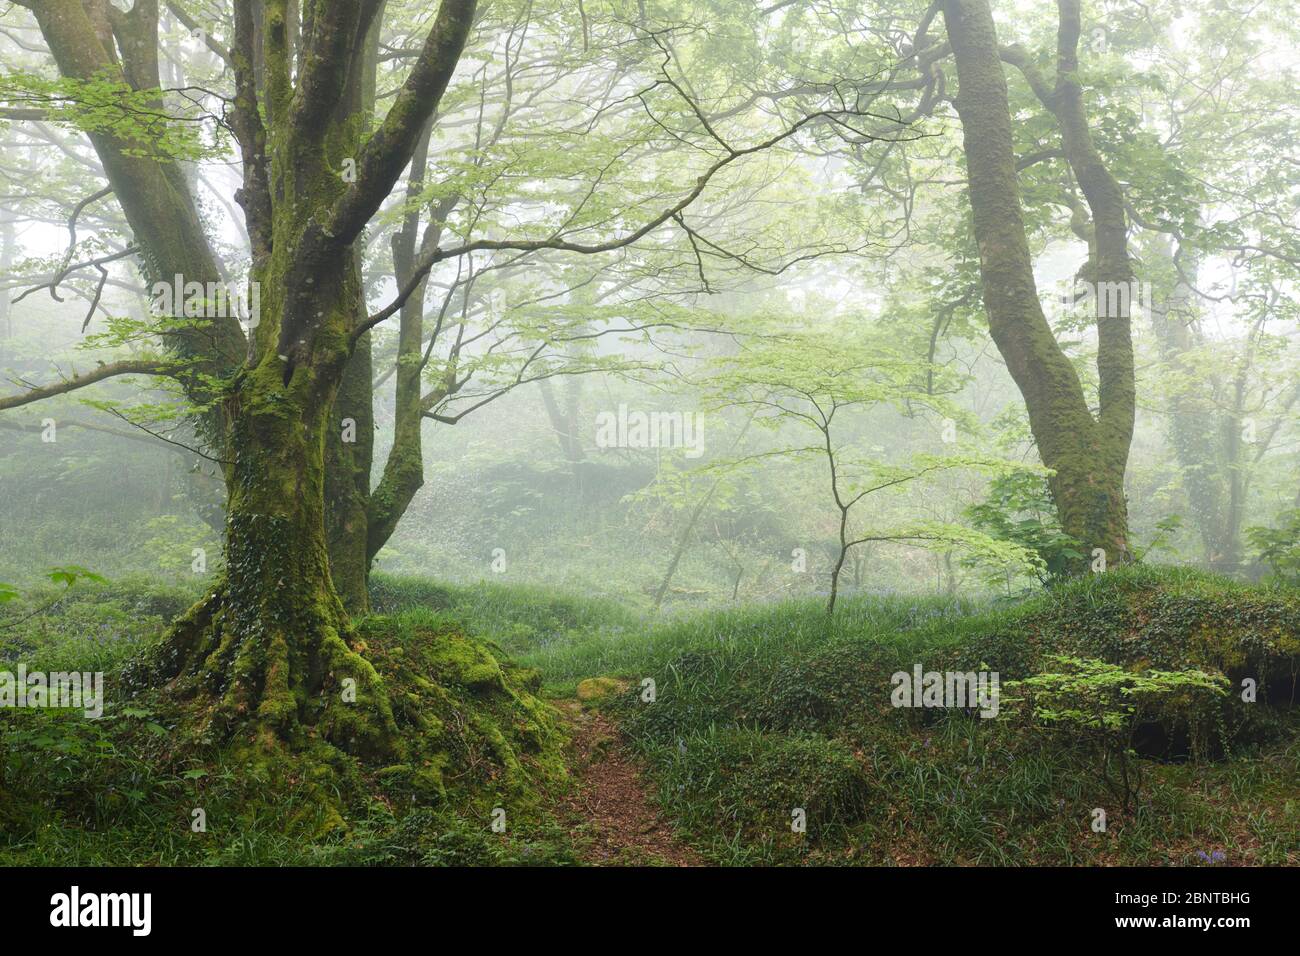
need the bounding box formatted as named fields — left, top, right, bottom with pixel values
left=354, top=610, right=567, bottom=813
left=936, top=568, right=1300, bottom=695
left=377, top=761, right=448, bottom=805
left=576, top=676, right=626, bottom=702
left=1, top=605, right=568, bottom=863
left=316, top=625, right=398, bottom=759
left=432, top=637, right=506, bottom=689
left=254, top=631, right=297, bottom=729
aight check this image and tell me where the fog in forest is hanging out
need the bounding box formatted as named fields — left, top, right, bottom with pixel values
left=0, top=0, right=1296, bottom=884
left=2, top=0, right=1292, bottom=607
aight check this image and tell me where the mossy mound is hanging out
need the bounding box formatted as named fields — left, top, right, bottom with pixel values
left=608, top=568, right=1297, bottom=753
left=910, top=568, right=1299, bottom=756
left=933, top=567, right=1300, bottom=703
left=597, top=567, right=1299, bottom=863
left=576, top=676, right=627, bottom=702
left=354, top=609, right=564, bottom=814
left=0, top=608, right=568, bottom=864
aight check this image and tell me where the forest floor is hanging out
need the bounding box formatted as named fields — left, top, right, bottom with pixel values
left=2, top=567, right=1298, bottom=866
left=554, top=700, right=703, bottom=866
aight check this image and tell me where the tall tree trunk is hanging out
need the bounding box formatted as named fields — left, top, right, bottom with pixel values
left=324, top=4, right=385, bottom=612
left=366, top=116, right=463, bottom=568
left=1050, top=0, right=1137, bottom=554
left=326, top=327, right=375, bottom=613
left=24, top=0, right=481, bottom=754
left=367, top=121, right=437, bottom=567
left=1148, top=238, right=1234, bottom=567
left=26, top=0, right=245, bottom=438
left=153, top=252, right=394, bottom=755
left=942, top=0, right=1133, bottom=567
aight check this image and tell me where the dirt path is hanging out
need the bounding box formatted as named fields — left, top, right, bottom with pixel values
left=555, top=701, right=703, bottom=866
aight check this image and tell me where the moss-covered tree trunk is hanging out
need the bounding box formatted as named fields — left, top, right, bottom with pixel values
left=325, top=322, right=376, bottom=614
left=155, top=236, right=395, bottom=752
left=143, top=0, right=477, bottom=751
left=322, top=9, right=386, bottom=615
left=15, top=0, right=482, bottom=754
left=942, top=0, right=1134, bottom=567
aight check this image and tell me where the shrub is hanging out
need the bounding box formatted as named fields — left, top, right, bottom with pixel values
left=1247, top=509, right=1300, bottom=585
left=1004, top=656, right=1229, bottom=808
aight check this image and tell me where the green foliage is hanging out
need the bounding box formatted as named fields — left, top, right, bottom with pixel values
left=1005, top=656, right=1230, bottom=807
left=1247, top=509, right=1300, bottom=584
left=1, top=71, right=216, bottom=161
left=703, top=327, right=1040, bottom=608
left=1007, top=656, right=1228, bottom=733
left=45, top=565, right=107, bottom=589
left=1135, top=514, right=1185, bottom=563
left=548, top=565, right=1298, bottom=864
left=965, top=471, right=1082, bottom=586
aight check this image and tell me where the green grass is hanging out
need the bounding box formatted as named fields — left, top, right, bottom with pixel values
left=0, top=580, right=577, bottom=867
left=513, top=565, right=1300, bottom=865
left=514, top=590, right=981, bottom=695
left=370, top=573, right=640, bottom=662
left=2, top=565, right=1296, bottom=866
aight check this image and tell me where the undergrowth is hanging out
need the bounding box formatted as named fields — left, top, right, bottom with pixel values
left=2, top=565, right=1296, bottom=866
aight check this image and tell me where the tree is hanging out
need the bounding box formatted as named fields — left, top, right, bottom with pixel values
left=0, top=0, right=902, bottom=750
left=1106, top=1, right=1300, bottom=574
left=705, top=328, right=1032, bottom=613
left=936, top=0, right=1137, bottom=569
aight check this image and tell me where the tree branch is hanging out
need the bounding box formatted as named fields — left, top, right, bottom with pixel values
left=0, top=359, right=170, bottom=411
